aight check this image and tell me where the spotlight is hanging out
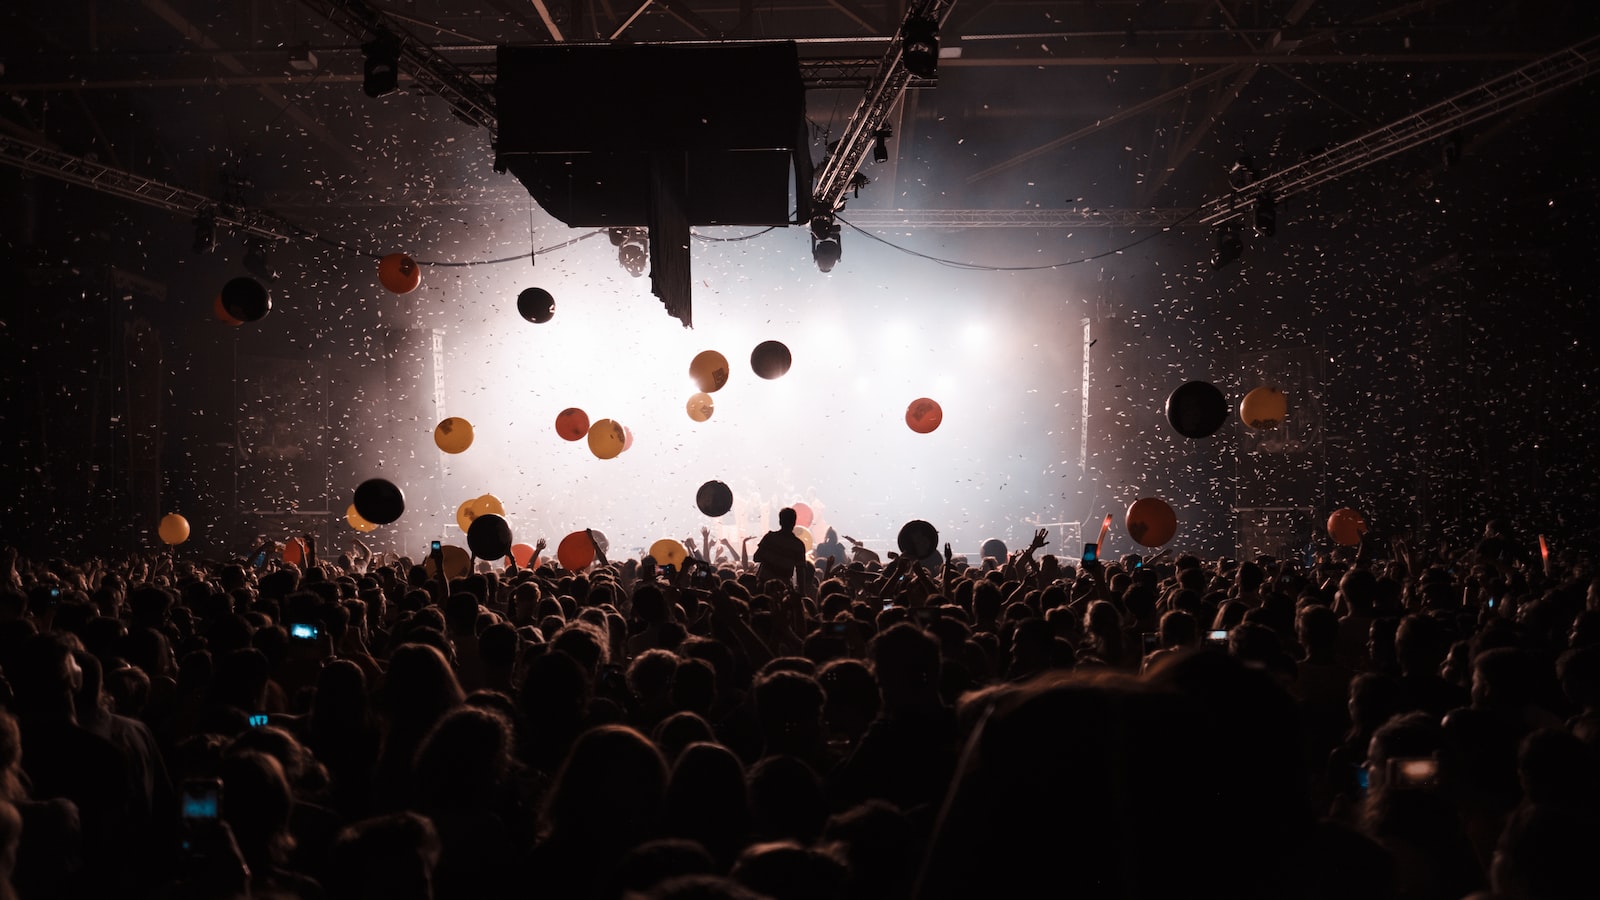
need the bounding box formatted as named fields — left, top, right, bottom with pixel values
left=811, top=215, right=841, bottom=273
left=1211, top=222, right=1243, bottom=270
left=362, top=34, right=400, bottom=98
left=1253, top=193, right=1276, bottom=238
left=872, top=128, right=892, bottom=164
left=192, top=211, right=217, bottom=254
left=610, top=227, right=648, bottom=278
left=901, top=16, right=939, bottom=79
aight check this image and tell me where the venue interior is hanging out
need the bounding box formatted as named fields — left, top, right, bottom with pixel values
left=3, top=0, right=1597, bottom=563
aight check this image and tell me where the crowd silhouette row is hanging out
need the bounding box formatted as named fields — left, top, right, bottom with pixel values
left=0, top=513, right=1597, bottom=900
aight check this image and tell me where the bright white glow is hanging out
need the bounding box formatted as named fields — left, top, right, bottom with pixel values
left=381, top=224, right=1093, bottom=560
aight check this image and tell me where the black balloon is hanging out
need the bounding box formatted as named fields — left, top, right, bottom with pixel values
left=897, top=519, right=939, bottom=561
left=981, top=538, right=1008, bottom=561
left=696, top=480, right=734, bottom=517
left=352, top=478, right=405, bottom=525
left=467, top=513, right=513, bottom=560
left=221, top=276, right=271, bottom=323
left=750, top=340, right=792, bottom=379
left=1166, top=381, right=1230, bottom=439
left=517, top=287, right=556, bottom=324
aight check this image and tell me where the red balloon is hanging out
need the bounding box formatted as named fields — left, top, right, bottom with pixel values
left=511, top=542, right=536, bottom=567
left=792, top=502, right=814, bottom=528
left=379, top=253, right=422, bottom=294
left=1327, top=508, right=1367, bottom=546
left=906, top=398, right=943, bottom=434
left=557, top=531, right=595, bottom=571
left=555, top=408, right=590, bottom=442
left=283, top=537, right=306, bottom=566
left=213, top=294, right=242, bottom=325
left=1125, top=497, right=1178, bottom=548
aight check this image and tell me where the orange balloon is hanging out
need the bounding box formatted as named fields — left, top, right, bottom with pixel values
left=686, top=393, right=714, bottom=423
left=433, top=417, right=474, bottom=454
left=158, top=513, right=191, bottom=545
left=649, top=538, right=688, bottom=569
left=213, top=295, right=242, bottom=326
left=557, top=531, right=595, bottom=570
left=689, top=351, right=730, bottom=393
left=283, top=537, right=306, bottom=566
left=1240, top=386, right=1287, bottom=429
left=588, top=419, right=626, bottom=460
left=1126, top=497, right=1178, bottom=548
left=906, top=398, right=943, bottom=434
left=1327, top=508, right=1368, bottom=546
left=555, top=407, right=590, bottom=441
left=378, top=253, right=422, bottom=294
left=792, top=502, right=813, bottom=528
left=510, top=542, right=536, bottom=567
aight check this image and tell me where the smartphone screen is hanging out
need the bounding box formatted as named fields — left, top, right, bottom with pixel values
left=1207, top=629, right=1229, bottom=643
left=431, top=540, right=442, bottom=553
left=1081, top=543, right=1098, bottom=564
left=181, top=779, right=222, bottom=821
left=290, top=623, right=321, bottom=641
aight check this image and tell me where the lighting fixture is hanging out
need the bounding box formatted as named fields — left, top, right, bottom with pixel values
left=872, top=128, right=892, bottom=163
left=1211, top=222, right=1243, bottom=270
left=1253, top=193, right=1276, bottom=238
left=901, top=17, right=939, bottom=79
left=811, top=216, right=841, bottom=273
left=610, top=227, right=648, bottom=278
left=362, top=34, right=400, bottom=98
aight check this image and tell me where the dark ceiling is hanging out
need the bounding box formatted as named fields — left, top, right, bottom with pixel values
left=5, top=0, right=1598, bottom=234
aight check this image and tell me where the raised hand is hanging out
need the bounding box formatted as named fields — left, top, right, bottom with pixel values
left=535, top=537, right=548, bottom=552
left=1029, top=528, right=1050, bottom=551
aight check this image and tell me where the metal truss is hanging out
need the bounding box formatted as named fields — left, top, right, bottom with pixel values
left=1199, top=32, right=1600, bottom=226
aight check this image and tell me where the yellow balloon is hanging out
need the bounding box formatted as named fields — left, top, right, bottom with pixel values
left=434, top=417, right=474, bottom=454
left=1240, top=386, right=1288, bottom=429
left=346, top=504, right=378, bottom=533
left=793, top=525, right=814, bottom=555
left=686, top=393, right=715, bottom=423
left=587, top=418, right=626, bottom=460
left=456, top=494, right=506, bottom=532
left=425, top=544, right=473, bottom=579
left=158, top=513, right=190, bottom=546
left=689, top=350, right=730, bottom=393
left=649, top=538, right=688, bottom=569
left=456, top=498, right=478, bottom=533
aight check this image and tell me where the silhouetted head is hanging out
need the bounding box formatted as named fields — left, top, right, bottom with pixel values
left=778, top=508, right=798, bottom=531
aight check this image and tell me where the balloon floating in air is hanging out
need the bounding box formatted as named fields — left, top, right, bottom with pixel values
left=689, top=350, right=730, bottom=393
left=557, top=531, right=595, bottom=571
left=794, top=525, right=814, bottom=555
left=467, top=513, right=513, bottom=561
left=649, top=538, right=688, bottom=570
left=555, top=408, right=590, bottom=442
left=792, top=502, right=814, bottom=528
left=621, top=426, right=635, bottom=454
left=510, top=542, right=536, bottom=567
left=221, top=277, right=271, bottom=323
left=1240, top=386, right=1287, bottom=430
left=158, top=513, right=190, bottom=546
left=517, top=287, right=555, bottom=324
left=587, top=418, right=626, bottom=460
left=686, top=393, right=715, bottom=423
left=378, top=253, right=422, bottom=294
left=352, top=478, right=405, bottom=525
left=751, top=341, right=792, bottom=379
left=429, top=545, right=471, bottom=580
left=897, top=520, right=939, bottom=561
left=213, top=295, right=242, bottom=326
left=433, top=417, right=474, bottom=454
left=346, top=504, right=378, bottom=533
left=1126, top=497, right=1178, bottom=548
left=981, top=538, right=1008, bottom=561
left=1166, top=381, right=1229, bottom=439
left=1327, top=508, right=1367, bottom=546
left=906, top=398, right=943, bottom=434
left=696, top=480, right=733, bottom=517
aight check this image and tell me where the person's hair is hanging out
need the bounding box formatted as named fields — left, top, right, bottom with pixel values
left=652, top=712, right=717, bottom=766
left=663, top=741, right=752, bottom=870
left=628, top=649, right=681, bottom=700
left=219, top=749, right=296, bottom=869
left=746, top=755, right=827, bottom=844
left=327, top=811, right=441, bottom=900
left=413, top=705, right=517, bottom=811
left=730, top=841, right=849, bottom=900
left=540, top=725, right=668, bottom=850
left=379, top=643, right=465, bottom=729
left=778, top=508, right=798, bottom=530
